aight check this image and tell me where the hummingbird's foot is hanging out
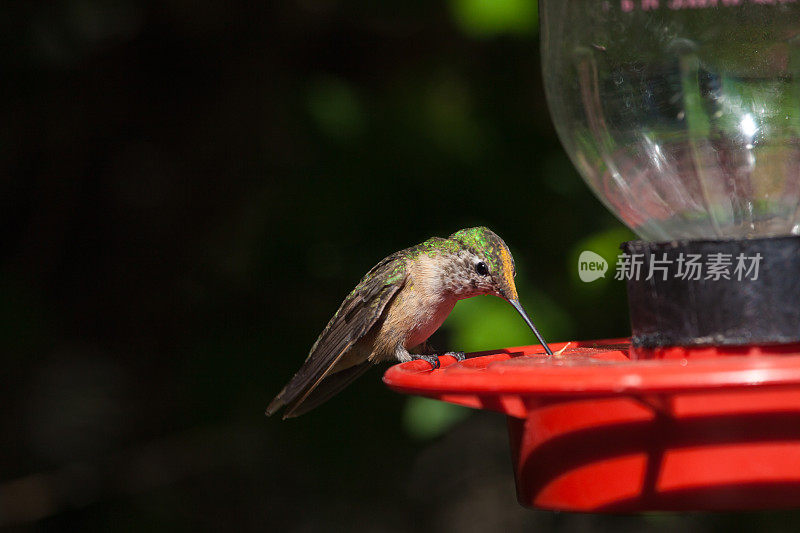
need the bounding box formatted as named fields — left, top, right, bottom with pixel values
left=442, top=351, right=466, bottom=362
left=410, top=353, right=441, bottom=370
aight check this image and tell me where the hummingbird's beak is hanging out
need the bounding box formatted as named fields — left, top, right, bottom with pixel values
left=507, top=298, right=554, bottom=355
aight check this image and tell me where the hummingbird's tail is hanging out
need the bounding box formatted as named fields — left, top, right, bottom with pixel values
left=266, top=361, right=372, bottom=419
left=265, top=388, right=288, bottom=417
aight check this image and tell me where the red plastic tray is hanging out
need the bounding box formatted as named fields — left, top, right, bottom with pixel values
left=384, top=339, right=800, bottom=512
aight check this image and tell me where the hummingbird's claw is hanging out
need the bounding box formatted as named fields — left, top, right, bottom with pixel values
left=410, top=353, right=441, bottom=370
left=443, top=351, right=466, bottom=362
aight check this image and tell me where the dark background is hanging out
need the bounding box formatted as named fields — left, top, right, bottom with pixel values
left=1, top=1, right=797, bottom=531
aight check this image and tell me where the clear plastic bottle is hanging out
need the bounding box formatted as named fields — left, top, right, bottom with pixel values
left=541, top=0, right=800, bottom=240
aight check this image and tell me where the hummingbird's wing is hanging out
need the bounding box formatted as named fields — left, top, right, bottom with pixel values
left=280, top=361, right=372, bottom=418
left=266, top=250, right=409, bottom=418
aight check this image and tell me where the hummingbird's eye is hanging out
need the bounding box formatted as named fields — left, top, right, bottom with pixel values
left=475, top=261, right=489, bottom=276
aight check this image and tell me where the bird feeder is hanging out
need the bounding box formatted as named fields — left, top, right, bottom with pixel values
left=385, top=341, right=800, bottom=512
left=385, top=0, right=800, bottom=512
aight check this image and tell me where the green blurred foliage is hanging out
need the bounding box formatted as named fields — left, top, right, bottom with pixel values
left=449, top=0, right=538, bottom=37
left=402, top=396, right=471, bottom=440
left=446, top=290, right=573, bottom=352
left=307, top=77, right=366, bottom=142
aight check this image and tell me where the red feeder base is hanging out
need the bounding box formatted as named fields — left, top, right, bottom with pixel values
left=383, top=339, right=800, bottom=512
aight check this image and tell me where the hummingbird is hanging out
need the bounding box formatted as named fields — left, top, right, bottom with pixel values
left=266, top=227, right=552, bottom=419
